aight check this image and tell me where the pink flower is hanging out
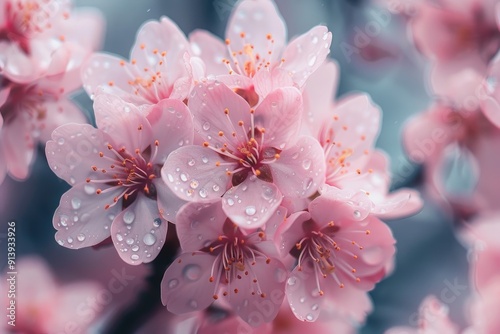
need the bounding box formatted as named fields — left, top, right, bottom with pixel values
left=189, top=0, right=332, bottom=106
left=161, top=200, right=288, bottom=327
left=276, top=195, right=395, bottom=322
left=82, top=16, right=195, bottom=107
left=162, top=80, right=325, bottom=228
left=0, top=0, right=105, bottom=83
left=467, top=279, right=500, bottom=334
left=1, top=256, right=103, bottom=333
left=46, top=93, right=193, bottom=264
left=384, top=295, right=459, bottom=334
left=403, top=103, right=500, bottom=217
left=0, top=75, right=87, bottom=182
left=303, top=61, right=422, bottom=219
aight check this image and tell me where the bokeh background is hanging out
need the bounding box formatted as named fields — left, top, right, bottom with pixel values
left=0, top=0, right=470, bottom=333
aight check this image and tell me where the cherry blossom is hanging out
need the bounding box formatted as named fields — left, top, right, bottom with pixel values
left=46, top=93, right=193, bottom=264
left=1, top=256, right=103, bottom=333
left=162, top=80, right=325, bottom=229
left=276, top=195, right=395, bottom=322
left=161, top=200, right=287, bottom=327
left=0, top=0, right=105, bottom=83
left=189, top=0, right=332, bottom=106
left=384, top=295, right=459, bottom=334
left=82, top=16, right=196, bottom=108
left=304, top=61, right=422, bottom=219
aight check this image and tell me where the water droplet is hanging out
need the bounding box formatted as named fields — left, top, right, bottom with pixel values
left=198, top=188, right=207, bottom=198
left=191, top=221, right=200, bottom=228
left=227, top=198, right=235, bottom=206
left=180, top=173, right=188, bottom=182
left=188, top=159, right=195, bottom=167
left=274, top=268, right=287, bottom=283
left=178, top=139, right=184, bottom=146
left=261, top=186, right=276, bottom=200
left=76, top=234, right=86, bottom=242
left=57, top=240, right=64, bottom=246
left=190, top=180, right=199, bottom=189
left=201, top=156, right=208, bottom=163
left=123, top=211, right=135, bottom=224
left=168, top=279, right=179, bottom=288
left=60, top=215, right=69, bottom=227
left=312, top=304, right=319, bottom=311
left=167, top=174, right=174, bottom=182
left=71, top=197, right=81, bottom=210
left=67, top=237, right=73, bottom=244
left=245, top=206, right=256, bottom=216
left=131, top=254, right=139, bottom=261
left=306, top=313, right=314, bottom=321
left=202, top=122, right=211, bottom=131
left=153, top=218, right=162, bottom=227
left=302, top=159, right=311, bottom=170
left=212, top=184, right=220, bottom=192
left=183, top=264, right=202, bottom=282
left=132, top=245, right=139, bottom=252
left=189, top=300, right=198, bottom=309
left=307, top=54, right=317, bottom=67
left=300, top=297, right=306, bottom=303
left=84, top=184, right=95, bottom=195
left=311, top=35, right=318, bottom=44
left=143, top=233, right=156, bottom=246
left=167, top=106, right=176, bottom=113
left=57, top=137, right=65, bottom=145
left=197, top=234, right=203, bottom=240
left=116, top=233, right=123, bottom=242
left=271, top=101, right=278, bottom=108
left=353, top=210, right=361, bottom=219
left=287, top=277, right=297, bottom=286
left=126, top=238, right=134, bottom=245
left=303, top=178, right=313, bottom=191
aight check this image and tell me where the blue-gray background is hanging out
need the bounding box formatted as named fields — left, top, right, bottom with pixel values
left=0, top=1, right=470, bottom=333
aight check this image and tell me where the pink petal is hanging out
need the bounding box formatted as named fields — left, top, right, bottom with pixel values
left=226, top=0, right=286, bottom=66
left=286, top=261, right=325, bottom=322
left=175, top=200, right=226, bottom=252
left=111, top=195, right=166, bottom=265
left=57, top=8, right=105, bottom=52
left=271, top=135, right=325, bottom=198
left=255, top=87, right=303, bottom=150
left=302, top=60, right=339, bottom=137
left=261, top=205, right=287, bottom=241
left=323, top=93, right=381, bottom=164
left=323, top=286, right=373, bottom=323
left=45, top=124, right=110, bottom=185
left=1, top=111, right=34, bottom=180
left=161, top=252, right=217, bottom=314
left=227, top=256, right=287, bottom=327
left=373, top=188, right=423, bottom=219
left=317, top=186, right=373, bottom=222
left=253, top=67, right=294, bottom=100
left=81, top=53, right=148, bottom=104
left=222, top=177, right=282, bottom=229
left=131, top=17, right=190, bottom=85
left=481, top=95, right=500, bottom=128
left=189, top=29, right=227, bottom=76
left=154, top=178, right=186, bottom=224
left=146, top=98, right=194, bottom=165
left=162, top=146, right=233, bottom=201
left=189, top=81, right=251, bottom=150
left=281, top=25, right=332, bottom=88
left=276, top=210, right=312, bottom=258
left=53, top=182, right=122, bottom=248
left=93, top=93, right=153, bottom=151
left=38, top=99, right=87, bottom=143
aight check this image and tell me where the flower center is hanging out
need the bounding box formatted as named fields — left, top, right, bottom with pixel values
left=293, top=221, right=370, bottom=294
left=206, top=223, right=269, bottom=299
left=86, top=133, right=161, bottom=210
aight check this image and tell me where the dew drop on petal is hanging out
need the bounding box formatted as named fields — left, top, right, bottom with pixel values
left=123, top=211, right=135, bottom=224
left=167, top=174, right=174, bottom=182
left=190, top=180, right=199, bottom=189
left=57, top=137, right=65, bottom=145
left=116, top=233, right=123, bottom=242
left=199, top=188, right=207, bottom=198
left=353, top=210, right=361, bottom=219
left=191, top=221, right=200, bottom=228
left=71, top=197, right=81, bottom=210
left=67, top=237, right=73, bottom=244
left=227, top=198, right=235, bottom=206
left=188, top=159, right=195, bottom=166
left=180, top=173, right=188, bottom=182
left=287, top=277, right=297, bottom=286
left=57, top=240, right=64, bottom=246
left=245, top=206, right=256, bottom=216
left=131, top=254, right=139, bottom=261
left=312, top=304, right=319, bottom=311
left=302, top=159, right=311, bottom=170
left=132, top=245, right=139, bottom=252
left=76, top=234, right=86, bottom=242
left=143, top=233, right=156, bottom=246
left=300, top=297, right=306, bottom=303
left=303, top=178, right=313, bottom=191
left=126, top=238, right=134, bottom=245
left=84, top=184, right=95, bottom=195
left=153, top=218, right=162, bottom=227
left=202, top=156, right=208, bottom=164
left=189, top=300, right=198, bottom=309
left=60, top=215, right=68, bottom=227
left=212, top=184, right=220, bottom=192
left=183, top=264, right=202, bottom=282
left=168, top=279, right=179, bottom=288
left=274, top=268, right=287, bottom=283
left=306, top=313, right=314, bottom=321
left=307, top=54, right=317, bottom=67
left=202, top=122, right=211, bottom=131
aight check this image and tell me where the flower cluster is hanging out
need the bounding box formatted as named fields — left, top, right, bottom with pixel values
left=44, top=0, right=422, bottom=329
left=0, top=0, right=104, bottom=184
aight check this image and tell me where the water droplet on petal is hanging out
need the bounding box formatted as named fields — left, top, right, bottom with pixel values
left=191, top=221, right=200, bottom=228
left=188, top=159, right=195, bottom=166
left=306, top=313, right=314, bottom=321
left=312, top=304, right=319, bottom=311
left=180, top=173, right=188, bottom=182
left=76, top=234, right=86, bottom=242
left=189, top=300, right=198, bottom=309
left=123, top=211, right=135, bottom=224
left=303, top=178, right=313, bottom=191
left=199, top=188, right=207, bottom=198
left=275, top=268, right=287, bottom=283
left=311, top=35, right=318, bottom=44
left=143, top=233, right=156, bottom=246
left=300, top=297, right=306, bottom=303
left=353, top=210, right=361, bottom=219
left=71, top=197, right=81, bottom=210
left=131, top=254, right=139, bottom=261
left=202, top=122, right=211, bottom=131
left=57, top=137, right=65, bottom=145
left=227, top=198, right=235, bottom=206
left=190, top=180, right=199, bottom=189
left=126, top=238, right=134, bottom=245
left=167, top=174, right=174, bottom=182
left=132, top=245, right=139, bottom=252
left=168, top=279, right=179, bottom=288
left=153, top=218, right=162, bottom=227
left=57, top=239, right=64, bottom=246
left=307, top=54, right=317, bottom=67
left=287, top=277, right=297, bottom=286
left=183, top=264, right=202, bottom=282
left=116, top=233, right=123, bottom=241
left=60, top=215, right=68, bottom=227
left=302, top=159, right=311, bottom=170
left=212, top=184, right=220, bottom=192
left=202, top=156, right=208, bottom=164
left=67, top=237, right=73, bottom=244
left=84, top=184, right=95, bottom=195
